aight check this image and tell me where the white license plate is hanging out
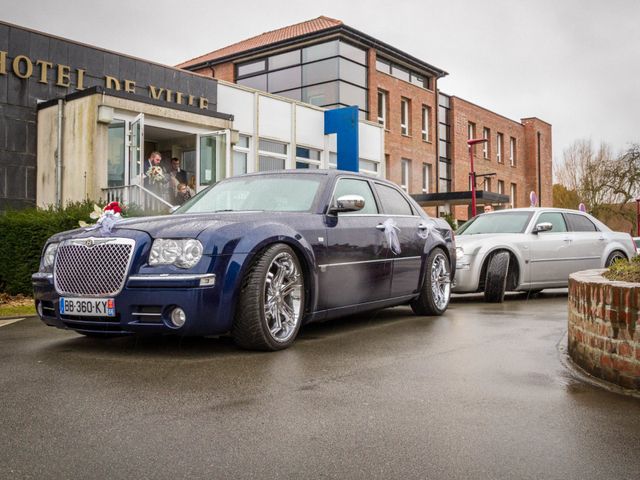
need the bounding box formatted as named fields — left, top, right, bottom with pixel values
left=60, top=297, right=115, bottom=317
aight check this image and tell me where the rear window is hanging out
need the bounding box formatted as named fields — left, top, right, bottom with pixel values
left=374, top=183, right=414, bottom=216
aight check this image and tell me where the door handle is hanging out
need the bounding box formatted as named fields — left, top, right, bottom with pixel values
left=417, top=222, right=429, bottom=230
left=563, top=237, right=572, bottom=243
left=376, top=224, right=386, bottom=231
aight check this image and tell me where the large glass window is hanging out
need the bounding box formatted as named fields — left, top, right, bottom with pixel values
left=268, top=66, right=301, bottom=92
left=238, top=74, right=267, bottom=91
left=107, top=121, right=125, bottom=187
left=338, top=58, right=366, bottom=87
left=237, top=59, right=266, bottom=76
left=236, top=39, right=368, bottom=114
left=392, top=65, right=410, bottom=82
left=269, top=50, right=300, bottom=70
left=302, top=58, right=339, bottom=85
left=303, top=81, right=339, bottom=106
left=339, top=41, right=367, bottom=64
left=302, top=40, right=339, bottom=63
left=340, top=82, right=367, bottom=108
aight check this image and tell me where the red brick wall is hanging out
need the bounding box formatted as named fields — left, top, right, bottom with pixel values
left=367, top=50, right=438, bottom=196
left=448, top=97, right=552, bottom=221
left=192, top=62, right=235, bottom=82
left=568, top=270, right=640, bottom=390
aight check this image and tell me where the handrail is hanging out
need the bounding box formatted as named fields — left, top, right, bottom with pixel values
left=131, top=184, right=174, bottom=208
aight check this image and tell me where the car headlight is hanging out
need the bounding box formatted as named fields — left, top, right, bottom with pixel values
left=40, top=243, right=59, bottom=272
left=456, top=247, right=465, bottom=260
left=149, top=239, right=203, bottom=269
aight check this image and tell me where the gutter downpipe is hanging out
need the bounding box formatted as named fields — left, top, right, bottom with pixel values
left=55, top=98, right=63, bottom=208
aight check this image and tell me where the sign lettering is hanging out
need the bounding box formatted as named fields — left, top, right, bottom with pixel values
left=0, top=50, right=211, bottom=110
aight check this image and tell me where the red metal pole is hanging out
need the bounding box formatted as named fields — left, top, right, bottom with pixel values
left=468, top=144, right=476, bottom=217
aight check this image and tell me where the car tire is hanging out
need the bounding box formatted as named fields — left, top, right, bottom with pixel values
left=232, top=244, right=304, bottom=351
left=605, top=251, right=627, bottom=267
left=410, top=247, right=451, bottom=316
left=484, top=251, right=510, bottom=303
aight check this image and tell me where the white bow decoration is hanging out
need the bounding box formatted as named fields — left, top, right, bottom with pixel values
left=382, top=218, right=401, bottom=255
left=417, top=223, right=433, bottom=240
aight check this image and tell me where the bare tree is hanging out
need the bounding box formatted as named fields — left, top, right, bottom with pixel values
left=555, top=140, right=640, bottom=225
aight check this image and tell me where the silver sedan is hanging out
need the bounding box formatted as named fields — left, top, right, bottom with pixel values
left=453, top=208, right=636, bottom=302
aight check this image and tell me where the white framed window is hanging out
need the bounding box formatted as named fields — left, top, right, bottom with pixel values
left=401, top=98, right=410, bottom=136
left=232, top=134, right=250, bottom=176
left=510, top=137, right=516, bottom=166
left=328, top=152, right=337, bottom=169
left=482, top=127, right=490, bottom=159
left=483, top=177, right=491, bottom=192
left=401, top=158, right=411, bottom=192
left=359, top=158, right=380, bottom=177
left=468, top=122, right=475, bottom=140
left=258, top=138, right=288, bottom=171
left=510, top=182, right=517, bottom=208
left=421, top=105, right=430, bottom=141
left=377, top=90, right=387, bottom=128
left=497, top=133, right=503, bottom=163
left=296, top=146, right=322, bottom=169
left=422, top=163, right=431, bottom=193
left=498, top=180, right=504, bottom=195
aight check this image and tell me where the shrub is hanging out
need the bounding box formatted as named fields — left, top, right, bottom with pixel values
left=603, top=255, right=640, bottom=283
left=0, top=202, right=156, bottom=295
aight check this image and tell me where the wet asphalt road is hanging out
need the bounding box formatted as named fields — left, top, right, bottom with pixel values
left=1, top=291, right=639, bottom=479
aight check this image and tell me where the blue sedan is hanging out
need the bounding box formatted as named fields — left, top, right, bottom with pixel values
left=33, top=170, right=455, bottom=350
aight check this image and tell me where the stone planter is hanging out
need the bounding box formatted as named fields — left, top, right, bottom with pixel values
left=568, top=269, right=640, bottom=390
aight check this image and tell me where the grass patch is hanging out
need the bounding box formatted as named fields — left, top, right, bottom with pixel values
left=0, top=293, right=35, bottom=317
left=603, top=255, right=640, bottom=283
left=0, top=304, right=36, bottom=317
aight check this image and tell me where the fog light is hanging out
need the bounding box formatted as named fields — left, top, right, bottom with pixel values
left=170, top=307, right=186, bottom=328
left=36, top=301, right=43, bottom=318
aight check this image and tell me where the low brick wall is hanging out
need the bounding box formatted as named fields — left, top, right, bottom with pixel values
left=568, top=269, right=640, bottom=390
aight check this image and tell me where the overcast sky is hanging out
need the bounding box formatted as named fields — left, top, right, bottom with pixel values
left=3, top=0, right=639, bottom=166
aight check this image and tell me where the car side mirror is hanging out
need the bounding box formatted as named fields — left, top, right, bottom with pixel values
left=533, top=222, right=553, bottom=234
left=328, top=195, right=365, bottom=215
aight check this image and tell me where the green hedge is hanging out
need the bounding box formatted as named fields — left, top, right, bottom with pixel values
left=0, top=202, right=155, bottom=295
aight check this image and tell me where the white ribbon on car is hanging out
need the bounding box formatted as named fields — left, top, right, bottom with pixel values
left=382, top=218, right=402, bottom=255
left=83, top=211, right=123, bottom=235
left=417, top=223, right=433, bottom=240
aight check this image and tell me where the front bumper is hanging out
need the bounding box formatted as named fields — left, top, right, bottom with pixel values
left=452, top=255, right=481, bottom=293
left=32, top=272, right=226, bottom=336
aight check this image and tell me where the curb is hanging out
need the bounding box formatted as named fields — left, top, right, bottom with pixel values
left=557, top=330, right=640, bottom=400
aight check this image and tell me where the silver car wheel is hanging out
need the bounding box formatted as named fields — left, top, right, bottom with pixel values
left=263, top=252, right=303, bottom=343
left=430, top=251, right=451, bottom=311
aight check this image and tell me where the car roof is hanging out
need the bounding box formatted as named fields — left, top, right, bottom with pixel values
left=225, top=169, right=400, bottom=188
left=483, top=207, right=589, bottom=215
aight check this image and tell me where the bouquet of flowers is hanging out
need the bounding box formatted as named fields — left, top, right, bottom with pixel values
left=146, top=165, right=166, bottom=185
left=79, top=202, right=126, bottom=234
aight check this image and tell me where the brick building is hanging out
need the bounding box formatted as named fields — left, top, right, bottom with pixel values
left=178, top=15, right=553, bottom=221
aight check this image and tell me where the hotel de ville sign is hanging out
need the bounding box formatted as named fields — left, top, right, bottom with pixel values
left=0, top=50, right=211, bottom=109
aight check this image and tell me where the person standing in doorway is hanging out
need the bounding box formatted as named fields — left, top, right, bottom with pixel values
left=144, top=151, right=169, bottom=198
left=169, top=157, right=188, bottom=202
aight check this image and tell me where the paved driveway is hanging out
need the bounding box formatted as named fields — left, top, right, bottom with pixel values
left=1, top=291, right=639, bottom=479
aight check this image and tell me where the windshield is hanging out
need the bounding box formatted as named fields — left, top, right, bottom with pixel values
left=175, top=175, right=323, bottom=214
left=456, top=211, right=533, bottom=235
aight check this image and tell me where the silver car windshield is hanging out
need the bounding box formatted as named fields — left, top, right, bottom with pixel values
left=457, top=212, right=533, bottom=235
left=175, top=175, right=323, bottom=214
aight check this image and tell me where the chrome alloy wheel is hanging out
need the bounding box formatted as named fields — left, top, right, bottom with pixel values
left=263, top=252, right=303, bottom=343
left=431, top=252, right=451, bottom=311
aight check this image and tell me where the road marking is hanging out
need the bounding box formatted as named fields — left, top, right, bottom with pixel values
left=0, top=318, right=25, bottom=328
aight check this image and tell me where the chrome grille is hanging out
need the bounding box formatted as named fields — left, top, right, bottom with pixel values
left=54, top=238, right=135, bottom=296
